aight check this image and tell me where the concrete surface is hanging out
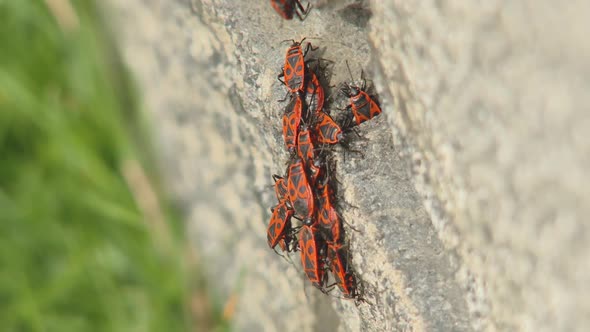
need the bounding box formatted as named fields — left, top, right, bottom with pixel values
left=105, top=0, right=590, bottom=331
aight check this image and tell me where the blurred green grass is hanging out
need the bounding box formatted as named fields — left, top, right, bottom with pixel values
left=0, top=1, right=228, bottom=331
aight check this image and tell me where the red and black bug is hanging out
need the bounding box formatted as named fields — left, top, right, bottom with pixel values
left=328, top=244, right=362, bottom=300
left=270, top=0, right=310, bottom=21
left=287, top=158, right=315, bottom=223
left=296, top=125, right=316, bottom=165
left=299, top=225, right=328, bottom=289
left=315, top=181, right=343, bottom=245
left=267, top=201, right=296, bottom=252
left=278, top=38, right=316, bottom=95
left=282, top=94, right=304, bottom=151
left=305, top=69, right=325, bottom=114
left=341, top=62, right=382, bottom=126
left=297, top=125, right=324, bottom=184
left=312, top=111, right=343, bottom=145
left=272, top=174, right=289, bottom=203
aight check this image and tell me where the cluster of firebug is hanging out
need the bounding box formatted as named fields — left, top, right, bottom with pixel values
left=266, top=37, right=382, bottom=303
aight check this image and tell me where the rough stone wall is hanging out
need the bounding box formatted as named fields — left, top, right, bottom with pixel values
left=106, top=0, right=589, bottom=331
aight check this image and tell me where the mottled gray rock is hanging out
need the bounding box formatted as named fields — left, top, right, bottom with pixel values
left=106, top=0, right=589, bottom=331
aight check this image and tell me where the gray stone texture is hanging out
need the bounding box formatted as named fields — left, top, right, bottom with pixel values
left=105, top=0, right=589, bottom=331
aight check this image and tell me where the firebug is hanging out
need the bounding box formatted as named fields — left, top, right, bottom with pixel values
left=282, top=94, right=304, bottom=151
left=297, top=125, right=324, bottom=185
left=299, top=225, right=328, bottom=289
left=328, top=244, right=361, bottom=300
left=278, top=38, right=316, bottom=94
left=287, top=158, right=315, bottom=223
left=341, top=61, right=382, bottom=126
left=267, top=201, right=296, bottom=252
left=312, top=111, right=343, bottom=144
left=316, top=181, right=343, bottom=244
left=296, top=125, right=316, bottom=165
left=272, top=174, right=289, bottom=203
left=305, top=69, right=325, bottom=114
left=270, top=0, right=310, bottom=21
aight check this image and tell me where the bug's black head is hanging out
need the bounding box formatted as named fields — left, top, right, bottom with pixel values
left=348, top=84, right=361, bottom=96
left=340, top=83, right=360, bottom=97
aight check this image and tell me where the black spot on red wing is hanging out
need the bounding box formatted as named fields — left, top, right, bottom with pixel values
left=298, top=144, right=307, bottom=155
left=289, top=165, right=298, bottom=179
left=320, top=124, right=335, bottom=141
left=300, top=252, right=309, bottom=272
left=301, top=253, right=314, bottom=270
left=357, top=102, right=372, bottom=118
left=276, top=215, right=285, bottom=229
left=293, top=201, right=309, bottom=218
left=298, top=182, right=308, bottom=195
left=352, top=92, right=368, bottom=108
left=320, top=210, right=329, bottom=223
left=287, top=54, right=301, bottom=71
left=304, top=253, right=315, bottom=270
